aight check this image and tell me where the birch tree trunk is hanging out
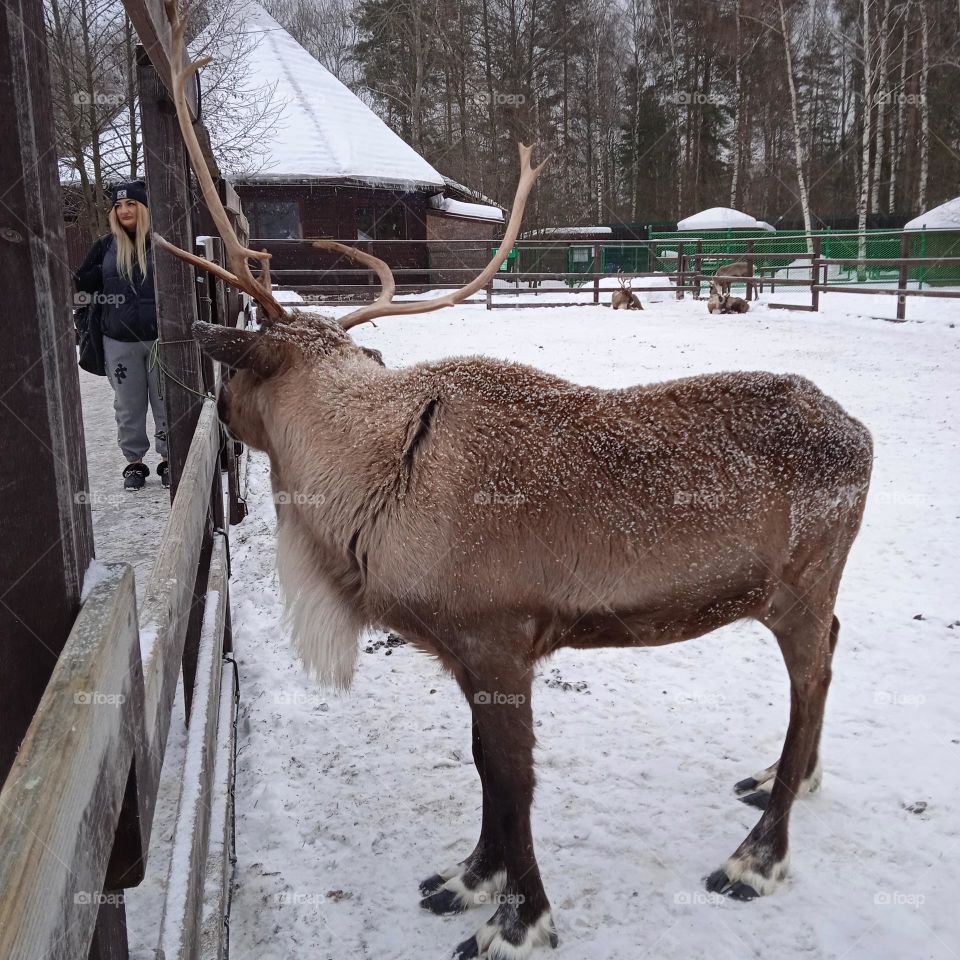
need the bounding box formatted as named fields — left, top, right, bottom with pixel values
left=870, top=0, right=892, bottom=214
left=729, top=0, right=743, bottom=207
left=917, top=0, right=930, bottom=210
left=778, top=0, right=813, bottom=246
left=857, top=0, right=873, bottom=279
left=887, top=3, right=910, bottom=212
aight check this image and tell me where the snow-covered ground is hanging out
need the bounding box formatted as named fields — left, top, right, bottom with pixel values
left=83, top=286, right=958, bottom=959
left=223, top=288, right=960, bottom=959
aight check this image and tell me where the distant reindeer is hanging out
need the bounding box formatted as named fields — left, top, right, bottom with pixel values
left=707, top=282, right=722, bottom=313
left=157, top=7, right=873, bottom=957
left=714, top=260, right=751, bottom=296
left=721, top=294, right=750, bottom=314
left=611, top=274, right=643, bottom=310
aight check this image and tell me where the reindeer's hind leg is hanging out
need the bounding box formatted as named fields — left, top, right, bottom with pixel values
left=420, top=671, right=507, bottom=915
left=734, top=614, right=839, bottom=809
left=706, top=597, right=835, bottom=899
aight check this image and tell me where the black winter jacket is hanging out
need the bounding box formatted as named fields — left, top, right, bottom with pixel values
left=73, top=232, right=158, bottom=342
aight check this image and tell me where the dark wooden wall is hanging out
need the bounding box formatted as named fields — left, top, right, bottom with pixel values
left=234, top=182, right=431, bottom=287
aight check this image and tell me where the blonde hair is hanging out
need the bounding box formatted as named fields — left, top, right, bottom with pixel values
left=108, top=202, right=151, bottom=281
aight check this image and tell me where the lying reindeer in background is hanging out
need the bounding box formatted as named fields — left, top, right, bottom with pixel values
left=611, top=274, right=643, bottom=310
left=156, top=7, right=873, bottom=956
left=707, top=283, right=750, bottom=315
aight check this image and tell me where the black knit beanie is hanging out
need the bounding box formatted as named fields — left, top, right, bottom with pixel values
left=111, top=180, right=148, bottom=208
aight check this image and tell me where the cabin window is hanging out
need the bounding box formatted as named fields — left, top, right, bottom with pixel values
left=356, top=205, right=406, bottom=241
left=246, top=200, right=302, bottom=239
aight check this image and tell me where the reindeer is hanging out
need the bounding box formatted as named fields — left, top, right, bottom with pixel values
left=707, top=282, right=722, bottom=314
left=721, top=294, right=750, bottom=314
left=611, top=274, right=643, bottom=310
left=156, top=6, right=873, bottom=956
left=713, top=260, right=751, bottom=296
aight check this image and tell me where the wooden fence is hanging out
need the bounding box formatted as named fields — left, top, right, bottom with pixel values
left=0, top=3, right=250, bottom=956
left=273, top=235, right=960, bottom=320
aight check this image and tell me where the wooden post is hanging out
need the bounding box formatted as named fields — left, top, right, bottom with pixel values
left=138, top=48, right=205, bottom=498
left=0, top=0, right=95, bottom=783
left=138, top=47, right=223, bottom=721
left=676, top=242, right=685, bottom=299
left=593, top=243, right=601, bottom=304
left=897, top=231, right=910, bottom=321
left=0, top=3, right=131, bottom=957
left=811, top=236, right=821, bottom=313
left=746, top=240, right=755, bottom=301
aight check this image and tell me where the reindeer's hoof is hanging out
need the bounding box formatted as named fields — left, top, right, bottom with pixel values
left=738, top=791, right=771, bottom=810
left=421, top=887, right=469, bottom=916
left=419, top=872, right=447, bottom=897
left=705, top=869, right=760, bottom=900
left=453, top=936, right=480, bottom=959
left=734, top=775, right=762, bottom=795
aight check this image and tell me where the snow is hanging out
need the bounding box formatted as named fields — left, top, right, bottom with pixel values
left=904, top=197, right=960, bottom=231
left=225, top=289, right=960, bottom=958
left=231, top=2, right=444, bottom=189
left=429, top=195, right=504, bottom=222
left=80, top=558, right=115, bottom=603
left=677, top=207, right=764, bottom=231
left=525, top=226, right=614, bottom=236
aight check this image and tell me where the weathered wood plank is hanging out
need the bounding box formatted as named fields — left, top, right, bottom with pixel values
left=157, top=534, right=229, bottom=960
left=138, top=49, right=206, bottom=497
left=139, top=400, right=220, bottom=814
left=0, top=0, right=95, bottom=784
left=0, top=565, right=144, bottom=960
left=199, top=657, right=238, bottom=960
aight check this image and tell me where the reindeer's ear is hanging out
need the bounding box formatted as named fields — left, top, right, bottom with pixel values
left=193, top=321, right=287, bottom=377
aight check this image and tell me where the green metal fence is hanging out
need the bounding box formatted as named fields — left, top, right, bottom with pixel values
left=648, top=228, right=960, bottom=286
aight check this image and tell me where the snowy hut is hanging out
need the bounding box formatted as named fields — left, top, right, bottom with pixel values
left=676, top=207, right=775, bottom=232
left=904, top=198, right=960, bottom=286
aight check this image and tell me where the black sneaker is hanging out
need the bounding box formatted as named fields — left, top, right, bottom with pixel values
left=123, top=462, right=149, bottom=490
left=157, top=460, right=171, bottom=489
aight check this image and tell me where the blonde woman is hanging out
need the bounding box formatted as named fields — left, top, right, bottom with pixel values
left=74, top=181, right=169, bottom=490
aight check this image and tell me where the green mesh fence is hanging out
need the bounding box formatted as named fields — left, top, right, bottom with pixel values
left=648, top=229, right=960, bottom=286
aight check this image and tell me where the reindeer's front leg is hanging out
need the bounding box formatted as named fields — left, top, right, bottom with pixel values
left=420, top=702, right=507, bottom=914
left=450, top=669, right=557, bottom=960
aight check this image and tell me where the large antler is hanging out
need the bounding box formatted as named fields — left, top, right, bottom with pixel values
left=153, top=1, right=287, bottom=322
left=315, top=142, right=548, bottom=330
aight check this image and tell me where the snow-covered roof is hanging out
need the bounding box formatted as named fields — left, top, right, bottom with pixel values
left=234, top=3, right=444, bottom=190
left=756, top=220, right=778, bottom=233
left=441, top=176, right=503, bottom=210
left=677, top=207, right=763, bottom=231
left=523, top=226, right=613, bottom=237
left=904, top=197, right=960, bottom=231
left=429, top=195, right=503, bottom=222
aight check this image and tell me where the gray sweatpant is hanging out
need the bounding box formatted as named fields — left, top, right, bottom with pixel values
left=103, top=336, right=168, bottom=462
